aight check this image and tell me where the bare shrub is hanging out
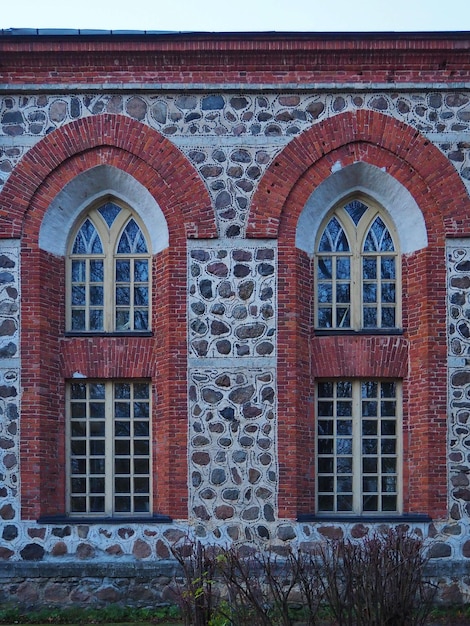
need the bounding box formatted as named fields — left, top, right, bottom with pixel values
left=317, top=527, right=436, bottom=626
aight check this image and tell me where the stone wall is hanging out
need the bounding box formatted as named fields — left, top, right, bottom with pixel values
left=2, top=31, right=470, bottom=605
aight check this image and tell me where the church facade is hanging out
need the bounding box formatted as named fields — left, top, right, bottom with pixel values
left=1, top=29, right=470, bottom=603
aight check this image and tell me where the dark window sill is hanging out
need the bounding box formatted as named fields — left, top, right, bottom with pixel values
left=64, top=331, right=153, bottom=338
left=297, top=513, right=431, bottom=523
left=314, top=329, right=403, bottom=337
left=37, top=513, right=172, bottom=524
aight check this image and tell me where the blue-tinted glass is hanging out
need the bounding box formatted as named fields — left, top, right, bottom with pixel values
left=115, top=402, right=130, bottom=418
left=115, top=421, right=131, bottom=437
left=318, top=284, right=332, bottom=303
left=382, top=308, right=396, bottom=327
left=72, top=219, right=103, bottom=254
left=318, top=439, right=334, bottom=454
left=117, top=219, right=148, bottom=254
left=318, top=401, right=334, bottom=416
left=318, top=420, right=333, bottom=435
left=318, top=458, right=333, bottom=473
left=337, top=457, right=352, bottom=473
left=89, top=309, right=103, bottom=331
left=337, top=476, right=352, bottom=492
left=381, top=283, right=396, bottom=303
left=336, top=257, right=350, bottom=279
left=317, top=382, right=333, bottom=397
left=337, top=381, right=352, bottom=397
left=381, top=439, right=396, bottom=454
left=90, top=459, right=105, bottom=474
left=71, top=310, right=86, bottom=330
left=337, top=438, right=352, bottom=454
left=71, top=383, right=87, bottom=399
left=364, top=217, right=394, bottom=252
left=89, top=401, right=105, bottom=417
left=336, top=308, right=350, bottom=327
left=72, top=285, right=86, bottom=305
left=134, top=459, right=149, bottom=474
left=134, top=384, right=149, bottom=399
left=362, top=439, right=378, bottom=454
left=318, top=476, right=334, bottom=491
left=319, top=217, right=350, bottom=252
left=381, top=257, right=396, bottom=279
left=134, top=310, right=149, bottom=330
left=363, top=477, right=378, bottom=492
left=90, top=260, right=104, bottom=282
left=363, top=307, right=377, bottom=327
left=116, top=311, right=130, bottom=330
left=363, top=457, right=377, bottom=473
left=90, top=286, right=103, bottom=305
left=337, top=401, right=352, bottom=417
left=318, top=495, right=334, bottom=510
left=116, top=286, right=130, bottom=305
left=382, top=476, right=397, bottom=492
left=90, top=384, right=105, bottom=399
left=317, top=257, right=332, bottom=279
left=363, top=284, right=376, bottom=303
left=362, top=420, right=377, bottom=435
left=344, top=200, right=368, bottom=225
left=363, top=257, right=377, bottom=279
left=381, top=382, right=396, bottom=398
left=134, top=421, right=149, bottom=436
left=382, top=458, right=396, bottom=473
left=134, top=401, right=150, bottom=418
left=317, top=308, right=332, bottom=328
left=336, top=284, right=350, bottom=303
left=115, top=384, right=131, bottom=399
left=134, top=286, right=149, bottom=306
left=362, top=381, right=378, bottom=398
left=72, top=260, right=85, bottom=282
left=98, top=202, right=121, bottom=227
left=362, top=401, right=377, bottom=417
left=337, top=495, right=353, bottom=511
left=116, top=260, right=130, bottom=282
left=337, top=419, right=352, bottom=434
left=134, top=260, right=149, bottom=281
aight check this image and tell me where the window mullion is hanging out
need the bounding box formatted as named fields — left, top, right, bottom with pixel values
left=352, top=381, right=362, bottom=514
left=105, top=382, right=114, bottom=516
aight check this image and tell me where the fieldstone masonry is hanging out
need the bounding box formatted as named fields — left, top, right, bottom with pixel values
left=3, top=92, right=470, bottom=236
left=3, top=32, right=470, bottom=605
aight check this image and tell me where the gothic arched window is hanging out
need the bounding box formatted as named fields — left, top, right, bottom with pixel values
left=315, top=197, right=400, bottom=331
left=67, top=199, right=151, bottom=333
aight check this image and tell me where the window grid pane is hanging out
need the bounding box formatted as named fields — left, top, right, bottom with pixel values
left=115, top=257, right=150, bottom=331
left=317, top=380, right=400, bottom=515
left=68, top=381, right=151, bottom=517
left=68, top=202, right=151, bottom=333
left=315, top=200, right=399, bottom=331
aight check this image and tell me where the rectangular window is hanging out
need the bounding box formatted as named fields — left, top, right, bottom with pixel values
left=67, top=380, right=151, bottom=517
left=316, top=380, right=401, bottom=515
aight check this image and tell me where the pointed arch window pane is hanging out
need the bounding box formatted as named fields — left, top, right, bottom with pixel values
left=319, top=217, right=350, bottom=252
left=117, top=219, right=148, bottom=254
left=72, top=219, right=103, bottom=254
left=98, top=202, right=122, bottom=227
left=363, top=217, right=395, bottom=252
left=344, top=200, right=368, bottom=225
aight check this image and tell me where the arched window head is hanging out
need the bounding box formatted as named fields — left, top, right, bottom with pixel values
left=67, top=199, right=151, bottom=333
left=315, top=197, right=400, bottom=331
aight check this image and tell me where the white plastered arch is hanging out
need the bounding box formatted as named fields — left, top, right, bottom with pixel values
left=295, top=161, right=428, bottom=256
left=39, top=164, right=169, bottom=256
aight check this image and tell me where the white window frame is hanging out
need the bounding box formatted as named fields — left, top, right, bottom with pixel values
left=66, top=198, right=152, bottom=333
left=314, top=195, right=401, bottom=331
left=316, top=379, right=402, bottom=516
left=66, top=380, right=152, bottom=518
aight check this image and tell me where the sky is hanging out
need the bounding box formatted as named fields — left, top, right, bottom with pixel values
left=1, top=0, right=470, bottom=33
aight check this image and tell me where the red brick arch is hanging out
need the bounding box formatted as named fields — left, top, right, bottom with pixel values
left=248, top=109, right=470, bottom=239
left=0, top=113, right=216, bottom=239
left=249, top=110, right=470, bottom=520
